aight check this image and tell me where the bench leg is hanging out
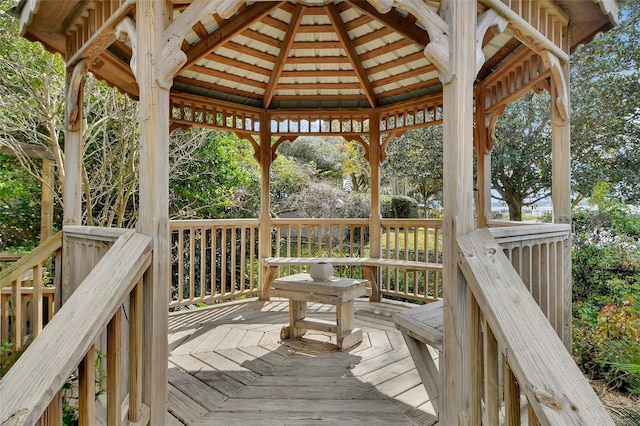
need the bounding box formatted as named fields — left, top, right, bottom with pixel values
left=402, top=334, right=441, bottom=415
left=363, top=266, right=380, bottom=302
left=336, top=300, right=362, bottom=350
left=287, top=299, right=307, bottom=339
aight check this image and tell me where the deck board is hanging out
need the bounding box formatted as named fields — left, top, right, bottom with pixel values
left=167, top=299, right=439, bottom=425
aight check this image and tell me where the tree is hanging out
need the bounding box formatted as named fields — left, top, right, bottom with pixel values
left=571, top=2, right=640, bottom=205
left=491, top=91, right=552, bottom=221
left=278, top=136, right=346, bottom=182
left=382, top=126, right=444, bottom=217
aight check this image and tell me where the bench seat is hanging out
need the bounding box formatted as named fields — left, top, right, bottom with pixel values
left=262, top=257, right=442, bottom=302
left=393, top=300, right=443, bottom=415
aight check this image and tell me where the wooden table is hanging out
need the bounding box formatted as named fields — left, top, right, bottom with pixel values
left=270, top=273, right=368, bottom=350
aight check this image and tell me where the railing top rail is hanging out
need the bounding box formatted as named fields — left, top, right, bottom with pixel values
left=271, top=218, right=370, bottom=225
left=488, top=223, right=571, bottom=240
left=63, top=225, right=130, bottom=243
left=457, top=228, right=613, bottom=424
left=0, top=231, right=62, bottom=289
left=0, top=254, right=23, bottom=261
left=0, top=231, right=153, bottom=426
left=170, top=218, right=260, bottom=228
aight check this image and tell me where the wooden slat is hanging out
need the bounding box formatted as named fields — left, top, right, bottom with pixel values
left=0, top=232, right=152, bottom=425
left=457, top=228, right=614, bottom=424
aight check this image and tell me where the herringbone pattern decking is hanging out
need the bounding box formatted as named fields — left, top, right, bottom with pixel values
left=166, top=299, right=439, bottom=425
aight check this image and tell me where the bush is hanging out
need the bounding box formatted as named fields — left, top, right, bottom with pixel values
left=381, top=195, right=419, bottom=218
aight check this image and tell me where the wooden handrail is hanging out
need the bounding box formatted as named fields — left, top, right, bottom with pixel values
left=457, top=228, right=613, bottom=424
left=0, top=231, right=153, bottom=425
left=0, top=232, right=62, bottom=289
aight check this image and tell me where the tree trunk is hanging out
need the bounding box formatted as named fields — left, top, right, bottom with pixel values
left=508, top=200, right=522, bottom=221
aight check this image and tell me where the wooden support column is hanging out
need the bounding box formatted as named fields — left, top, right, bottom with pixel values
left=441, top=0, right=477, bottom=423
left=136, top=0, right=170, bottom=422
left=551, top=63, right=571, bottom=225
left=40, top=159, right=54, bottom=242
left=61, top=59, right=87, bottom=306
left=475, top=87, right=491, bottom=228
left=259, top=112, right=273, bottom=300
left=368, top=112, right=382, bottom=300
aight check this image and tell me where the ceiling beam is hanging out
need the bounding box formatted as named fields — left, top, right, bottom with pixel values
left=182, top=1, right=284, bottom=72
left=326, top=2, right=378, bottom=108
left=345, top=0, right=430, bottom=47
left=263, top=3, right=306, bottom=108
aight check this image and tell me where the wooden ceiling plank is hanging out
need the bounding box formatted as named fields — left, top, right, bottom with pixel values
left=183, top=1, right=284, bottom=71
left=262, top=15, right=289, bottom=33
left=325, top=2, right=377, bottom=107
left=358, top=38, right=416, bottom=61
left=277, top=82, right=363, bottom=90
left=174, top=76, right=263, bottom=101
left=353, top=26, right=395, bottom=47
left=297, top=24, right=335, bottom=33
left=366, top=51, right=425, bottom=75
left=280, top=70, right=355, bottom=78
left=223, top=41, right=277, bottom=64
left=207, top=53, right=272, bottom=77
left=241, top=28, right=282, bottom=49
left=190, top=64, right=267, bottom=89
left=291, top=41, right=343, bottom=49
left=477, top=38, right=521, bottom=81
left=345, top=0, right=430, bottom=47
left=372, top=64, right=438, bottom=88
left=263, top=3, right=307, bottom=108
left=286, top=56, right=351, bottom=64
left=378, top=77, right=441, bottom=99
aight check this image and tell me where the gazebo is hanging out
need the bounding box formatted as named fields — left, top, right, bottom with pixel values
left=0, top=0, right=621, bottom=424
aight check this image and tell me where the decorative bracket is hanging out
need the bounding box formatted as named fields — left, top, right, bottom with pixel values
left=65, top=58, right=89, bottom=131
left=475, top=9, right=508, bottom=78
left=484, top=104, right=505, bottom=152
left=368, top=0, right=452, bottom=79
left=159, top=0, right=244, bottom=88
left=540, top=50, right=569, bottom=121
left=115, top=17, right=138, bottom=80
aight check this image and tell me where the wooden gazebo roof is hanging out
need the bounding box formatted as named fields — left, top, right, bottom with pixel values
left=14, top=0, right=616, bottom=118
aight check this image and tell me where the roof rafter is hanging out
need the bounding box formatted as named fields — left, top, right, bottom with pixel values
left=345, top=0, right=430, bottom=47
left=263, top=3, right=306, bottom=108
left=182, top=1, right=284, bottom=72
left=325, top=2, right=378, bottom=108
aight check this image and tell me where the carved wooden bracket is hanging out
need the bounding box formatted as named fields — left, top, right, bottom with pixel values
left=350, top=135, right=371, bottom=162
left=540, top=50, right=569, bottom=121
left=159, top=0, right=236, bottom=88
left=115, top=17, right=138, bottom=80
left=380, top=131, right=404, bottom=162
left=271, top=136, right=297, bottom=162
left=485, top=104, right=505, bottom=151
left=66, top=58, right=89, bottom=130
left=475, top=9, right=508, bottom=77
left=368, top=0, right=452, bottom=78
left=234, top=131, right=261, bottom=162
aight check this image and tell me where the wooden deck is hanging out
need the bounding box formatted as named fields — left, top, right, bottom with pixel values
left=166, top=298, right=439, bottom=425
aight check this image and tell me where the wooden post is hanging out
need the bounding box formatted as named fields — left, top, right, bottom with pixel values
left=441, top=0, right=477, bottom=423
left=40, top=159, right=55, bottom=243
left=61, top=63, right=85, bottom=306
left=259, top=112, right=272, bottom=300
left=550, top=58, right=572, bottom=350
left=368, top=112, right=382, bottom=301
left=551, top=63, right=571, bottom=225
left=475, top=87, right=491, bottom=228
left=136, top=0, right=170, bottom=422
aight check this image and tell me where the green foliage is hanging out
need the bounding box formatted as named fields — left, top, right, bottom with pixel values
left=382, top=126, right=443, bottom=215
left=170, top=130, right=260, bottom=219
left=0, top=153, right=41, bottom=250
left=571, top=3, right=640, bottom=204
left=572, top=186, right=640, bottom=395
left=381, top=195, right=419, bottom=218
left=492, top=91, right=552, bottom=221
left=278, top=137, right=346, bottom=181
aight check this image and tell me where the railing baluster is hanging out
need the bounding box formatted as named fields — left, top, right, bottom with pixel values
left=79, top=344, right=96, bottom=424
left=200, top=227, right=206, bottom=299
left=12, top=277, right=22, bottom=350
left=129, top=280, right=143, bottom=421
left=469, top=295, right=483, bottom=426
left=32, top=263, right=43, bottom=337
left=189, top=227, right=195, bottom=301
left=107, top=308, right=122, bottom=426
left=483, top=321, right=500, bottom=424
left=504, top=359, right=521, bottom=425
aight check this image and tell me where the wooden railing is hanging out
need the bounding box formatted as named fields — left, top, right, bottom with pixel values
left=380, top=219, right=443, bottom=302
left=0, top=231, right=153, bottom=425
left=0, top=232, right=62, bottom=354
left=0, top=253, right=22, bottom=272
left=489, top=223, right=572, bottom=347
left=457, top=228, right=613, bottom=424
left=170, top=219, right=260, bottom=308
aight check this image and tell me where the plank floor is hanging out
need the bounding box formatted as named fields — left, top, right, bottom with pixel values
left=166, top=298, right=439, bottom=425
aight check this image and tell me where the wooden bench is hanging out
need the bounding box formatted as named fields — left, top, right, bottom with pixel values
left=393, top=300, right=443, bottom=415
left=262, top=257, right=441, bottom=302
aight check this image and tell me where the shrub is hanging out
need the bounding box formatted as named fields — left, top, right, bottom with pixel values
left=381, top=195, right=419, bottom=218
